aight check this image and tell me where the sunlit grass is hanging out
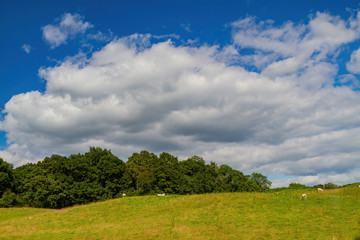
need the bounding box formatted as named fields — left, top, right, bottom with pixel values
left=0, top=186, right=360, bottom=239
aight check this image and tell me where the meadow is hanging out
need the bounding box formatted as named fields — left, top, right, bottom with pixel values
left=0, top=184, right=359, bottom=240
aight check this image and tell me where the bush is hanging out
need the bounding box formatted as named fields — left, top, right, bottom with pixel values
left=0, top=190, right=17, bottom=207
left=288, top=183, right=307, bottom=189
left=324, top=182, right=338, bottom=189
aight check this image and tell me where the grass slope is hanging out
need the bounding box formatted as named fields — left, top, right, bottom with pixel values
left=0, top=185, right=360, bottom=239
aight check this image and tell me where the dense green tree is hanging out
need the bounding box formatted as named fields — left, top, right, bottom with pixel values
left=12, top=163, right=37, bottom=204
left=9, top=147, right=126, bottom=208
left=179, top=155, right=217, bottom=194
left=313, top=184, right=324, bottom=189
left=324, top=182, right=338, bottom=189
left=244, top=175, right=262, bottom=192
left=97, top=153, right=125, bottom=197
left=0, top=158, right=13, bottom=197
left=154, top=152, right=182, bottom=194
left=214, top=165, right=260, bottom=192
left=228, top=169, right=250, bottom=192
left=251, top=172, right=272, bottom=191
left=288, top=183, right=307, bottom=189
left=1, top=148, right=271, bottom=209
left=0, top=189, right=17, bottom=207
left=215, top=164, right=235, bottom=192
left=123, top=151, right=158, bottom=194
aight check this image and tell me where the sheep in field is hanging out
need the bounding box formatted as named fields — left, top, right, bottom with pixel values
left=122, top=193, right=127, bottom=197
left=318, top=188, right=324, bottom=192
left=157, top=193, right=165, bottom=196
left=300, top=193, right=307, bottom=200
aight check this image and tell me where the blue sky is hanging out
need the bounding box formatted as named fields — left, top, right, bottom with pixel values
left=1, top=0, right=360, bottom=187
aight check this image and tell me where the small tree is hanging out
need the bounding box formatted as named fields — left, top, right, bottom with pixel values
left=324, top=182, right=338, bottom=189
left=288, top=183, right=306, bottom=189
left=0, top=189, right=17, bottom=207
left=250, top=172, right=271, bottom=191
left=313, top=184, right=324, bottom=189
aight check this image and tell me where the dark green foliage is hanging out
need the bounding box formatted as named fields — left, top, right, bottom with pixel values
left=313, top=182, right=338, bottom=189
left=250, top=172, right=272, bottom=191
left=214, top=164, right=259, bottom=192
left=125, top=150, right=158, bottom=194
left=313, top=184, right=324, bottom=189
left=288, top=183, right=307, bottom=189
left=0, top=189, right=17, bottom=207
left=0, top=158, right=13, bottom=197
left=154, top=152, right=183, bottom=194
left=7, top=147, right=126, bottom=208
left=324, top=182, right=338, bottom=189
left=179, top=155, right=215, bottom=194
left=1, top=147, right=269, bottom=209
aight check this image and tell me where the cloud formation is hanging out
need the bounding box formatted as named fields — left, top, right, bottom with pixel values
left=22, top=44, right=31, bottom=54
left=232, top=12, right=359, bottom=80
left=347, top=48, right=360, bottom=74
left=42, top=13, right=92, bottom=48
left=1, top=11, right=360, bottom=187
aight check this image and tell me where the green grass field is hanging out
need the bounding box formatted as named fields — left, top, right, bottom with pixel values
left=1, top=184, right=359, bottom=239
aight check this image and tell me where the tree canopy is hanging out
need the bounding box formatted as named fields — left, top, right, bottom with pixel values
left=0, top=147, right=269, bottom=209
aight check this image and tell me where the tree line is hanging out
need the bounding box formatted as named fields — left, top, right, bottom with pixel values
left=287, top=182, right=339, bottom=189
left=0, top=147, right=271, bottom=209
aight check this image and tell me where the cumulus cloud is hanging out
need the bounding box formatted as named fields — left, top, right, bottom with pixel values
left=0, top=143, right=42, bottom=167
left=233, top=12, right=359, bottom=81
left=339, top=74, right=360, bottom=89
left=42, top=13, right=92, bottom=48
left=347, top=48, right=360, bottom=74
left=1, top=11, right=360, bottom=187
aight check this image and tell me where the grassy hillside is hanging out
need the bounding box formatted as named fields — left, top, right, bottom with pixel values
left=0, top=185, right=359, bottom=239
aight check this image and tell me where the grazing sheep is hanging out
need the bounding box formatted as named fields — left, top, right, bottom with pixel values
left=122, top=193, right=127, bottom=197
left=157, top=193, right=165, bottom=196
left=300, top=193, right=307, bottom=200
left=317, top=188, right=324, bottom=192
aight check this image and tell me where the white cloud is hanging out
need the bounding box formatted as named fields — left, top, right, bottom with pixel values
left=22, top=44, right=31, bottom=54
left=233, top=12, right=359, bottom=82
left=1, top=11, right=360, bottom=188
left=347, top=48, right=360, bottom=74
left=42, top=13, right=92, bottom=48
left=86, top=30, right=114, bottom=42
left=153, top=34, right=180, bottom=40
left=232, top=17, right=304, bottom=58
left=339, top=74, right=360, bottom=89
left=204, top=127, right=360, bottom=175
left=0, top=143, right=42, bottom=167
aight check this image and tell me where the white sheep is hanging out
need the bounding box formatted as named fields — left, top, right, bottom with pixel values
left=122, top=193, right=127, bottom=197
left=300, top=193, right=307, bottom=200
left=317, top=188, right=324, bottom=192
left=157, top=193, right=165, bottom=196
